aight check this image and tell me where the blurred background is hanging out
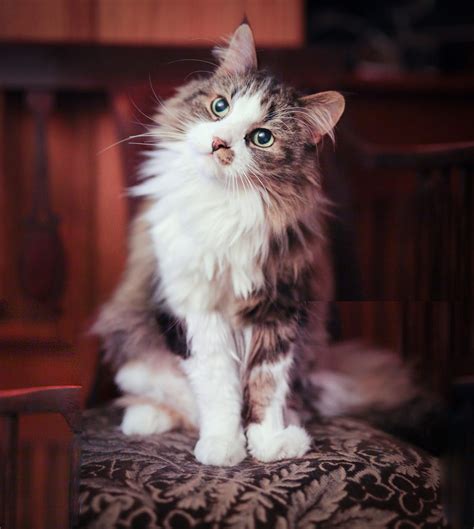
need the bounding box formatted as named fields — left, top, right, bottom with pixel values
left=0, top=1, right=472, bottom=527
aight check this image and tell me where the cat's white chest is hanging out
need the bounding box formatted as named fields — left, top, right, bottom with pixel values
left=144, top=174, right=268, bottom=317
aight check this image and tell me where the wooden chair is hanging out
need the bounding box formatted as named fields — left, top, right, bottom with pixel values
left=0, top=385, right=82, bottom=529
left=341, top=133, right=474, bottom=528
left=1, top=86, right=471, bottom=528
left=78, top=88, right=473, bottom=529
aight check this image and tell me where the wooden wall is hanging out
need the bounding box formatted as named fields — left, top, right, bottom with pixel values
left=0, top=0, right=304, bottom=47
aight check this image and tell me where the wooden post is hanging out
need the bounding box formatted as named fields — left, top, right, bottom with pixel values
left=1, top=414, right=18, bottom=529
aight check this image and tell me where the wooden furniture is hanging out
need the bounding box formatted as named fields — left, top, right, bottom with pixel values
left=0, top=385, right=82, bottom=529
left=339, top=135, right=473, bottom=393
left=340, top=136, right=474, bottom=528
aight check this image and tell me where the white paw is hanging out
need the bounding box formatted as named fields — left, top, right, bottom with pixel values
left=194, top=431, right=247, bottom=466
left=247, top=424, right=311, bottom=462
left=121, top=404, right=173, bottom=436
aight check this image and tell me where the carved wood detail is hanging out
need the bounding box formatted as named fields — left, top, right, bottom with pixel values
left=19, top=91, right=66, bottom=314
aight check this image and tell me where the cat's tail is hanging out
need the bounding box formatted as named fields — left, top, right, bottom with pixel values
left=304, top=341, right=447, bottom=454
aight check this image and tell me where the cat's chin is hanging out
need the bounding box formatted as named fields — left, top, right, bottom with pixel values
left=193, top=155, right=232, bottom=185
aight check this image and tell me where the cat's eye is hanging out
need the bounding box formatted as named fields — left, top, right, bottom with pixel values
left=250, top=128, right=274, bottom=148
left=211, top=97, right=230, bottom=118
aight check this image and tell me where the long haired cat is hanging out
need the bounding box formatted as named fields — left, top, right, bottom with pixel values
left=93, top=23, right=419, bottom=465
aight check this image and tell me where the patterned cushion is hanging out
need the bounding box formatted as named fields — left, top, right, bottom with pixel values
left=79, top=406, right=447, bottom=529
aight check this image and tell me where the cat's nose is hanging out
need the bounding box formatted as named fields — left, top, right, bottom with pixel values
left=211, top=137, right=229, bottom=152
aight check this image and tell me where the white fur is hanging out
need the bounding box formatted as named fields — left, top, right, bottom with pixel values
left=186, top=93, right=263, bottom=181
left=246, top=356, right=311, bottom=461
left=121, top=403, right=174, bottom=436
left=116, top=354, right=199, bottom=427
left=183, top=313, right=246, bottom=465
left=133, top=93, right=269, bottom=315
left=247, top=424, right=311, bottom=462
left=126, top=90, right=307, bottom=465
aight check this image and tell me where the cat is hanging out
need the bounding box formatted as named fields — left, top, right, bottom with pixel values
left=93, top=22, right=420, bottom=466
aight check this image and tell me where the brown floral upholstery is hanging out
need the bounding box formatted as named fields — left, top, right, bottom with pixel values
left=79, top=406, right=447, bottom=529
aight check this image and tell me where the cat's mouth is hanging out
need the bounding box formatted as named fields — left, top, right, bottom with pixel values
left=212, top=148, right=235, bottom=166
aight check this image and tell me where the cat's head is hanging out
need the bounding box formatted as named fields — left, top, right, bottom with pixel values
left=152, top=23, right=344, bottom=207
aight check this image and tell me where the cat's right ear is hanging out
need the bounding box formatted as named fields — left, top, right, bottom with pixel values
left=214, top=23, right=257, bottom=75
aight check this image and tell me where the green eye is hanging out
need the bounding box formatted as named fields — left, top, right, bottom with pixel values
left=250, top=128, right=274, bottom=148
left=211, top=97, right=230, bottom=118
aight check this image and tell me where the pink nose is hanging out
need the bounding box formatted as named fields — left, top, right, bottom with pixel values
left=212, top=137, right=229, bottom=152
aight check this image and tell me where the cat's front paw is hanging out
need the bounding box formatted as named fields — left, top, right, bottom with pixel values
left=194, top=431, right=247, bottom=466
left=247, top=424, right=311, bottom=462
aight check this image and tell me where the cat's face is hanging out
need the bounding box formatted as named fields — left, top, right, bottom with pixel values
left=155, top=24, right=344, bottom=203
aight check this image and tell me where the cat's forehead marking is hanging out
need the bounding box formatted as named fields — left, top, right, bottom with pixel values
left=229, top=93, right=264, bottom=125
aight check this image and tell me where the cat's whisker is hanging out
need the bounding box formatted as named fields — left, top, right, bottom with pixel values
left=129, top=142, right=162, bottom=147
left=184, top=70, right=213, bottom=82
left=98, top=132, right=162, bottom=155
left=247, top=161, right=270, bottom=192
left=129, top=98, right=160, bottom=126
left=166, top=58, right=219, bottom=68
left=232, top=173, right=237, bottom=201
left=242, top=172, right=254, bottom=196
left=148, top=76, right=180, bottom=122
left=98, top=129, right=186, bottom=155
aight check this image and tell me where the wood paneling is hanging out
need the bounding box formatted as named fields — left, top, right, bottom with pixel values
left=0, top=0, right=95, bottom=43
left=0, top=93, right=123, bottom=383
left=246, top=0, right=303, bottom=47
left=0, top=0, right=304, bottom=47
left=17, top=424, right=70, bottom=529
left=96, top=0, right=242, bottom=46
left=94, top=109, right=128, bottom=305
left=0, top=93, right=6, bottom=311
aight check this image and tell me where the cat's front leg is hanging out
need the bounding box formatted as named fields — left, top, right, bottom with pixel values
left=182, top=312, right=247, bottom=466
left=244, top=324, right=311, bottom=462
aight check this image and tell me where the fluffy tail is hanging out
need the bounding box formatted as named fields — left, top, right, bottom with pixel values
left=304, top=341, right=447, bottom=454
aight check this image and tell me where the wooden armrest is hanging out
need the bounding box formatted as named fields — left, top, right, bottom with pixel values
left=443, top=376, right=474, bottom=529
left=0, top=385, right=82, bottom=528
left=0, top=385, right=82, bottom=433
left=341, top=129, right=474, bottom=169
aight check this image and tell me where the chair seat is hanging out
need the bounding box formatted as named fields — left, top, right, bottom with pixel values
left=79, top=406, right=446, bottom=529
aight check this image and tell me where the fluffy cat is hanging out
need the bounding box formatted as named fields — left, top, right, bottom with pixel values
left=93, top=23, right=418, bottom=465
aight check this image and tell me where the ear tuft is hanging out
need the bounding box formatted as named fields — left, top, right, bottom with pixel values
left=300, top=91, right=345, bottom=144
left=214, top=23, right=257, bottom=75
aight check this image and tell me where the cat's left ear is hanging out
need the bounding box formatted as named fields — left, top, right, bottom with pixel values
left=300, top=91, right=345, bottom=144
left=214, top=23, right=257, bottom=75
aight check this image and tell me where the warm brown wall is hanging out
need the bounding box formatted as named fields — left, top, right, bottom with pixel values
left=0, top=0, right=304, bottom=46
left=0, top=92, right=127, bottom=390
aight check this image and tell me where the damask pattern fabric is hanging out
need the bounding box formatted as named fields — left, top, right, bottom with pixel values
left=79, top=407, right=447, bottom=529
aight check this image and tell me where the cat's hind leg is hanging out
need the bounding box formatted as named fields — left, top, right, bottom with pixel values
left=121, top=400, right=178, bottom=435
left=115, top=354, right=198, bottom=435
